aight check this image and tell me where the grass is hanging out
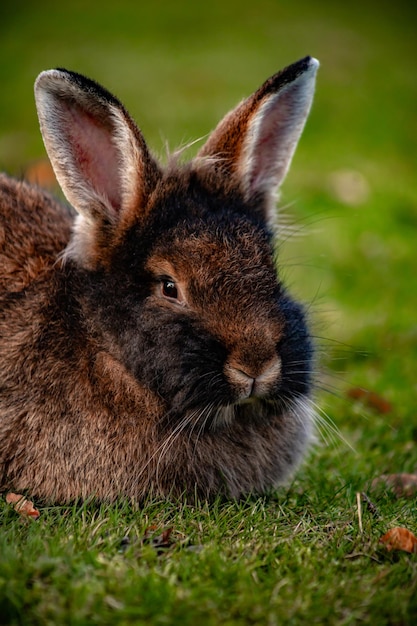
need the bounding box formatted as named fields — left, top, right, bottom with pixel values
left=1, top=0, right=417, bottom=624
left=2, top=490, right=417, bottom=624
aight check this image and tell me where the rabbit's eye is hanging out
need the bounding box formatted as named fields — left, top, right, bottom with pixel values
left=161, top=279, right=178, bottom=300
left=156, top=275, right=186, bottom=305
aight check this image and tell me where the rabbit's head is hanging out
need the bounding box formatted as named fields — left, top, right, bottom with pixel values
left=34, top=57, right=318, bottom=437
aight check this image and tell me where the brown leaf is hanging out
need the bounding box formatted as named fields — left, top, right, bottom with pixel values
left=5, top=492, right=40, bottom=520
left=371, top=474, right=417, bottom=498
left=25, top=160, right=57, bottom=190
left=380, top=527, right=417, bottom=553
left=143, top=526, right=174, bottom=552
left=347, top=387, right=392, bottom=414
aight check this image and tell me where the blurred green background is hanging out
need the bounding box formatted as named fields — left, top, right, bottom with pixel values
left=1, top=0, right=416, bottom=418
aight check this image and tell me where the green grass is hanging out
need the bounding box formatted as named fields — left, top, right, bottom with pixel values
left=1, top=0, right=417, bottom=624
left=1, top=490, right=417, bottom=624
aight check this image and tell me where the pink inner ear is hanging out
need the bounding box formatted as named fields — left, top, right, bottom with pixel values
left=247, top=95, right=296, bottom=195
left=64, top=102, right=122, bottom=212
left=248, top=127, right=278, bottom=192
left=243, top=73, right=316, bottom=200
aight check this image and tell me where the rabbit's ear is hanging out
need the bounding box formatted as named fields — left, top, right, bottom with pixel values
left=34, top=69, right=160, bottom=223
left=197, top=57, right=319, bottom=222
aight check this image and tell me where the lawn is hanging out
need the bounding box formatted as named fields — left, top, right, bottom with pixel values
left=1, top=1, right=417, bottom=624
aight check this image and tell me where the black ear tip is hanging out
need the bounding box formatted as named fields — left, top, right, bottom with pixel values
left=35, top=68, right=122, bottom=109
left=287, top=56, right=320, bottom=78
left=304, top=56, right=320, bottom=71
left=264, top=56, right=319, bottom=93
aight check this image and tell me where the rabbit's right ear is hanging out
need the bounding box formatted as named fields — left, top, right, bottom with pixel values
left=34, top=69, right=160, bottom=225
left=197, top=57, right=319, bottom=226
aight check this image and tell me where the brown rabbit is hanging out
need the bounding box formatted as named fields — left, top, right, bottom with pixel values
left=0, top=56, right=319, bottom=503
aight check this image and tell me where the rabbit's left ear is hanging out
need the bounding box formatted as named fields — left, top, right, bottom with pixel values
left=197, top=57, right=319, bottom=223
left=34, top=69, right=160, bottom=225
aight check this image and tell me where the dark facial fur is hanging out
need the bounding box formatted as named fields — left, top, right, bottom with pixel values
left=0, top=57, right=319, bottom=502
left=88, top=169, right=313, bottom=422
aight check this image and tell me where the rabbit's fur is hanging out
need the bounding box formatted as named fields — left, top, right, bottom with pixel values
left=0, top=57, right=319, bottom=503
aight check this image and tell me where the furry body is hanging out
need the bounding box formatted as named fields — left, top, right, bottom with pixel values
left=0, top=57, right=318, bottom=502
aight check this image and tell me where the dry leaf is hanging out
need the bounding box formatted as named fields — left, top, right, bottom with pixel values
left=6, top=492, right=40, bottom=519
left=25, top=160, right=57, bottom=190
left=371, top=474, right=417, bottom=498
left=120, top=527, right=177, bottom=555
left=143, top=526, right=174, bottom=550
left=347, top=387, right=392, bottom=414
left=380, top=527, right=417, bottom=553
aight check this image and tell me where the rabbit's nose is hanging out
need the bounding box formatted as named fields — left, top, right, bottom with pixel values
left=226, top=357, right=281, bottom=400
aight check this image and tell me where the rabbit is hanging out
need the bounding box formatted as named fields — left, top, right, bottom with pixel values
left=0, top=56, right=319, bottom=503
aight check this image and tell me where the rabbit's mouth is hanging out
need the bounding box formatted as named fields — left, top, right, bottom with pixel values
left=179, top=394, right=305, bottom=432
left=209, top=399, right=268, bottom=429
